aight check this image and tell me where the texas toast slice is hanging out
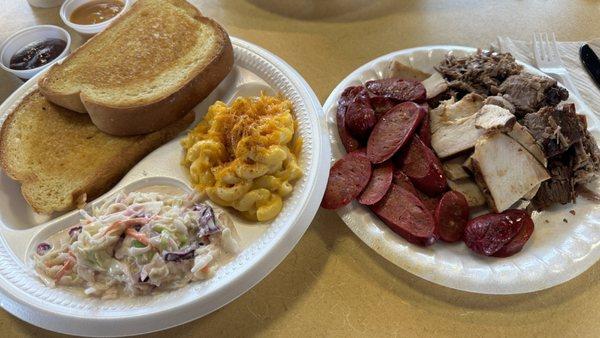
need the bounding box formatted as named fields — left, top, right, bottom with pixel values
left=0, top=90, right=193, bottom=214
left=38, top=0, right=233, bottom=136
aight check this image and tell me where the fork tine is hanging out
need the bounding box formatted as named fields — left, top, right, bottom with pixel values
left=545, top=32, right=553, bottom=59
left=551, top=32, right=560, bottom=59
left=541, top=32, right=547, bottom=60
left=537, top=32, right=546, bottom=61
left=542, top=32, right=550, bottom=60
left=533, top=33, right=541, bottom=61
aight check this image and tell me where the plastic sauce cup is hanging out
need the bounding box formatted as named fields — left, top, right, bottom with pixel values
left=60, top=0, right=131, bottom=38
left=0, top=25, right=71, bottom=81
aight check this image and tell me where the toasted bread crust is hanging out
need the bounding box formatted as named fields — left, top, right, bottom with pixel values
left=0, top=107, right=20, bottom=178
left=164, top=0, right=203, bottom=17
left=51, top=112, right=194, bottom=213
left=0, top=91, right=194, bottom=213
left=38, top=0, right=233, bottom=136
left=38, top=86, right=87, bottom=113
left=83, top=20, right=233, bottom=135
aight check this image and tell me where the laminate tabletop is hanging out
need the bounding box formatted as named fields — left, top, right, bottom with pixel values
left=1, top=1, right=599, bottom=337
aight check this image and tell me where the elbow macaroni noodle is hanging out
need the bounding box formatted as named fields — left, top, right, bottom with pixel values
left=181, top=95, right=303, bottom=221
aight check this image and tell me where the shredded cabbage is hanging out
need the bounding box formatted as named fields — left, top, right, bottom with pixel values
left=33, top=191, right=239, bottom=298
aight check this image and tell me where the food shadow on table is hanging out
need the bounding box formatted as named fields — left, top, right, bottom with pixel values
left=242, top=0, right=499, bottom=22
left=245, top=0, right=400, bottom=22
left=203, top=0, right=404, bottom=24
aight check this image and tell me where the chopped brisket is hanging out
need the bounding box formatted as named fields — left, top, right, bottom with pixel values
left=532, top=159, right=574, bottom=209
left=483, top=95, right=516, bottom=114
left=522, top=104, right=583, bottom=158
left=498, top=73, right=569, bottom=116
left=435, top=49, right=600, bottom=210
left=427, top=89, right=455, bottom=110
left=527, top=104, right=600, bottom=209
left=546, top=86, right=571, bottom=108
left=436, top=50, right=523, bottom=97
left=572, top=133, right=600, bottom=184
left=532, top=137, right=600, bottom=209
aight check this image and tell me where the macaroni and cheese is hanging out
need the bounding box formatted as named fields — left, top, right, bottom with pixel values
left=181, top=95, right=303, bottom=221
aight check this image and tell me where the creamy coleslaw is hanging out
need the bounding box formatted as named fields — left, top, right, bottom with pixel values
left=33, top=190, right=240, bottom=298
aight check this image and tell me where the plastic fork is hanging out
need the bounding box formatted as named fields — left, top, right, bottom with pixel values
left=532, top=32, right=593, bottom=114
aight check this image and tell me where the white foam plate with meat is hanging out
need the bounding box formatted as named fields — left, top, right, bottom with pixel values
left=0, top=37, right=330, bottom=336
left=323, top=45, right=600, bottom=295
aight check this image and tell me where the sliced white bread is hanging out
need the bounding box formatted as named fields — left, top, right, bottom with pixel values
left=38, top=0, right=233, bottom=136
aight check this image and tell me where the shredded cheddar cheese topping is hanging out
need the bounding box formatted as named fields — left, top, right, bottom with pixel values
left=181, top=95, right=303, bottom=221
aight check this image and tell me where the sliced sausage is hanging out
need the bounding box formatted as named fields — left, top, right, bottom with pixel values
left=336, top=86, right=363, bottom=152
left=392, top=168, right=417, bottom=195
left=345, top=87, right=377, bottom=139
left=369, top=96, right=397, bottom=119
left=492, top=214, right=534, bottom=257
left=367, top=102, right=426, bottom=164
left=321, top=151, right=372, bottom=209
left=418, top=117, right=432, bottom=149
left=365, top=78, right=426, bottom=102
left=358, top=162, right=393, bottom=205
left=396, top=135, right=447, bottom=196
left=393, top=168, right=439, bottom=213
left=370, top=184, right=436, bottom=246
left=417, top=104, right=432, bottom=148
left=434, top=191, right=470, bottom=242
left=463, top=209, right=530, bottom=256
left=420, top=193, right=441, bottom=215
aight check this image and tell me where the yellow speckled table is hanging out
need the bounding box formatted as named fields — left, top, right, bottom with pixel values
left=1, top=1, right=599, bottom=337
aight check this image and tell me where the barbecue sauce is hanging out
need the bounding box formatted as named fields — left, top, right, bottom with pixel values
left=70, top=0, right=124, bottom=25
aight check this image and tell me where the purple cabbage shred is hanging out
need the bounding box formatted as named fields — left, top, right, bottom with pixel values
left=163, top=243, right=199, bottom=262
left=68, top=225, right=82, bottom=239
left=36, top=242, right=51, bottom=256
left=194, top=204, right=221, bottom=237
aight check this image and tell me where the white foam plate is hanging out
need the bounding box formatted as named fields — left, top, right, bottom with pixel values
left=323, top=45, right=600, bottom=295
left=0, top=37, right=331, bottom=336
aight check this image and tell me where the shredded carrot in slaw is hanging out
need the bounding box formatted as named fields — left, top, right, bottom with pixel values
left=54, top=258, right=75, bottom=282
left=125, top=228, right=150, bottom=246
